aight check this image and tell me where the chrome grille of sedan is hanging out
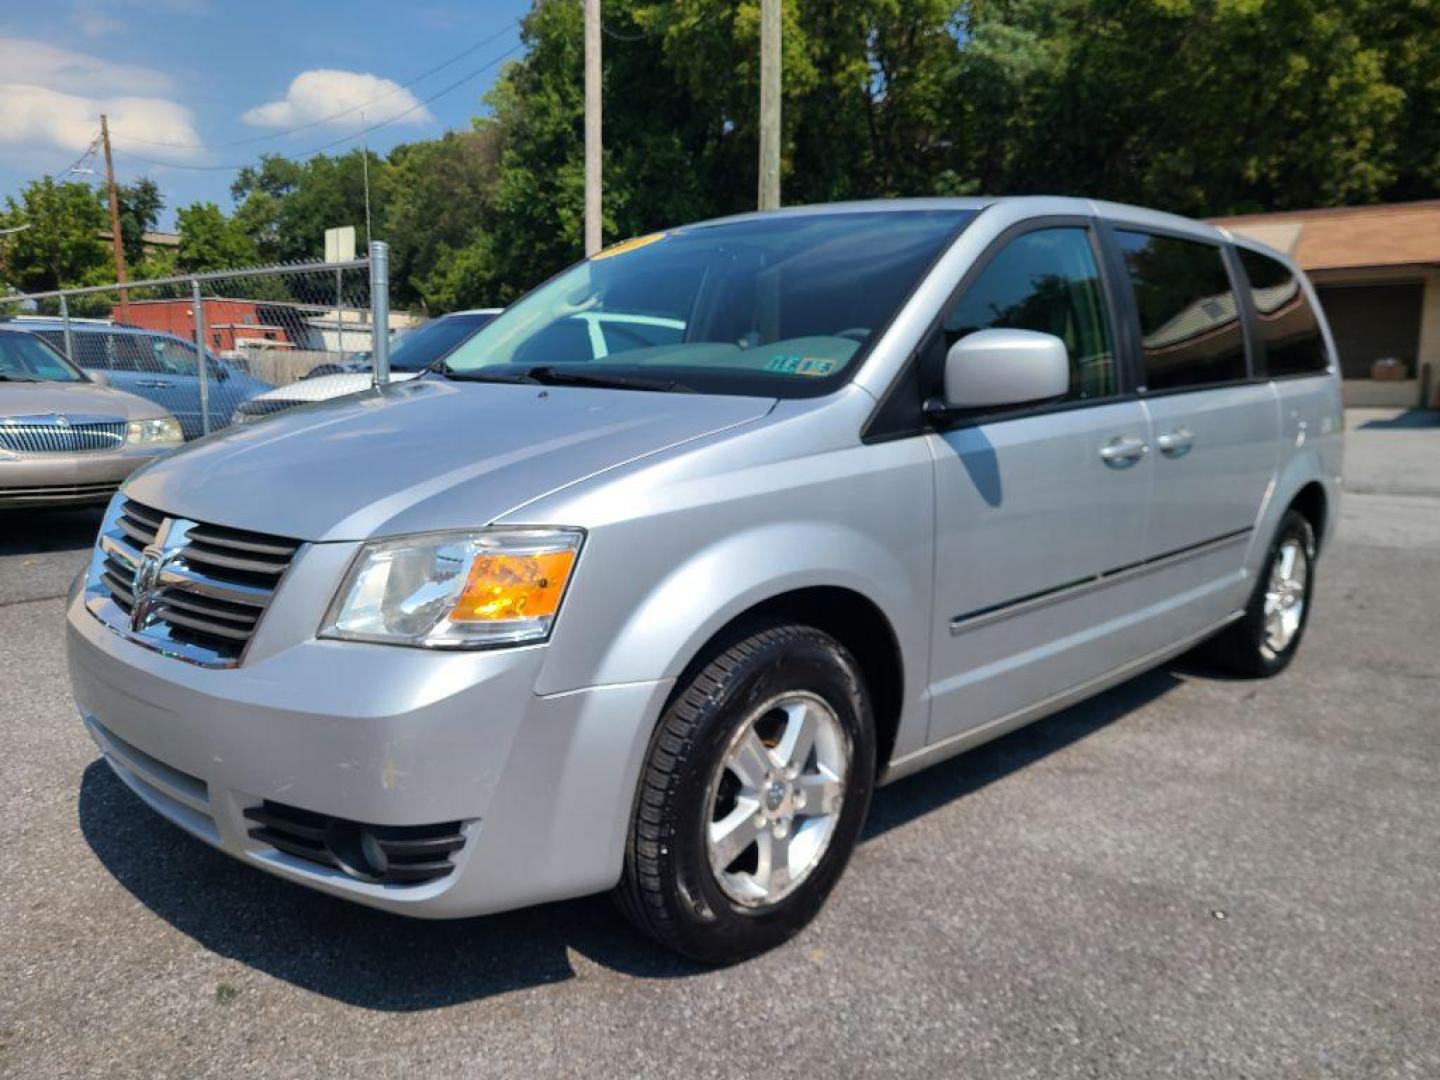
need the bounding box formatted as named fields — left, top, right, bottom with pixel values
left=86, top=498, right=301, bottom=667
left=0, top=414, right=126, bottom=455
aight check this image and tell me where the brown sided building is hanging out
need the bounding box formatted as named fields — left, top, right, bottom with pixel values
left=1213, top=200, right=1440, bottom=408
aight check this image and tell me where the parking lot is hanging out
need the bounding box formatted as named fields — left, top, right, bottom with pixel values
left=1, top=408, right=1436, bottom=1078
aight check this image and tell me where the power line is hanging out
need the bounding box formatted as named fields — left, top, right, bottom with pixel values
left=119, top=21, right=520, bottom=151
left=112, top=42, right=523, bottom=173
left=59, top=135, right=102, bottom=178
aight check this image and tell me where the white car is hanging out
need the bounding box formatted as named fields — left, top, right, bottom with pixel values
left=232, top=309, right=501, bottom=424
left=232, top=308, right=688, bottom=424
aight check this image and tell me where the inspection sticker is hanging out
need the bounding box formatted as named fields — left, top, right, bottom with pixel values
left=765, top=355, right=838, bottom=376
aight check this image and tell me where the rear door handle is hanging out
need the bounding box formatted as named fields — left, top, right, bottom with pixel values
left=1156, top=427, right=1194, bottom=457
left=1100, top=435, right=1148, bottom=467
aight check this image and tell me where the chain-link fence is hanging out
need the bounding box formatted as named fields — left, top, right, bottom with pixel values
left=0, top=252, right=394, bottom=440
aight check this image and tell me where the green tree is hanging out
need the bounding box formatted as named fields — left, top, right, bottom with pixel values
left=383, top=128, right=502, bottom=307
left=116, top=177, right=165, bottom=269
left=232, top=150, right=388, bottom=263
left=951, top=0, right=1407, bottom=215
left=176, top=201, right=258, bottom=272
left=0, top=176, right=110, bottom=294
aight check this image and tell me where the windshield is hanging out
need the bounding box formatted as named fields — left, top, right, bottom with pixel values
left=443, top=210, right=973, bottom=396
left=0, top=331, right=86, bottom=382
left=390, top=312, right=496, bottom=372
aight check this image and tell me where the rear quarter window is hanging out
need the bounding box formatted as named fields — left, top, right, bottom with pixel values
left=1237, top=249, right=1328, bottom=377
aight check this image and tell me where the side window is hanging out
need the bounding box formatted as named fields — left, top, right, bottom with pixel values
left=511, top=317, right=595, bottom=366
left=152, top=338, right=200, bottom=376
left=34, top=330, right=69, bottom=359
left=115, top=335, right=161, bottom=373
left=942, top=227, right=1117, bottom=401
left=1115, top=230, right=1247, bottom=391
left=599, top=318, right=685, bottom=356
left=1237, top=249, right=1327, bottom=377
left=71, top=332, right=120, bottom=371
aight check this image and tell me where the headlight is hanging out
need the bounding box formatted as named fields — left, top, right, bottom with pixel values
left=320, top=528, right=584, bottom=649
left=127, top=417, right=183, bottom=445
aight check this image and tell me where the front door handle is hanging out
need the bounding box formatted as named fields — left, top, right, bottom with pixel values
left=1100, top=435, right=1148, bottom=467
left=135, top=379, right=170, bottom=389
left=1156, top=427, right=1194, bottom=457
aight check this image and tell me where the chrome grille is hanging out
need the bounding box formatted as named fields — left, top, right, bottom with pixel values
left=0, top=414, right=126, bottom=455
left=85, top=497, right=300, bottom=667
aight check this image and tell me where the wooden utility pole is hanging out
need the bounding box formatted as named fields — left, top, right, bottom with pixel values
left=758, top=0, right=781, bottom=210
left=99, top=114, right=130, bottom=321
left=583, top=0, right=602, bottom=256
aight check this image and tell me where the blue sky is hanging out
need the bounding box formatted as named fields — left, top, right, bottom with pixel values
left=0, top=0, right=531, bottom=226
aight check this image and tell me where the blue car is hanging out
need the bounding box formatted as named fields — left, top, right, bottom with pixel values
left=8, top=319, right=273, bottom=440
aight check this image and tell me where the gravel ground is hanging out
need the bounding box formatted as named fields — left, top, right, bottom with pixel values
left=1, top=409, right=1437, bottom=1078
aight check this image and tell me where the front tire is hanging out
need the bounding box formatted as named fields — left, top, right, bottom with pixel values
left=1209, top=509, right=1317, bottom=677
left=617, top=623, right=876, bottom=964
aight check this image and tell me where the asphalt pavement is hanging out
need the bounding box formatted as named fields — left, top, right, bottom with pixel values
left=1, top=408, right=1437, bottom=1078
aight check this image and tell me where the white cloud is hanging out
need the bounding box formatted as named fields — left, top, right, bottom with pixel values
left=0, top=84, right=203, bottom=161
left=242, top=70, right=432, bottom=131
left=0, top=36, right=200, bottom=163
left=0, top=36, right=174, bottom=97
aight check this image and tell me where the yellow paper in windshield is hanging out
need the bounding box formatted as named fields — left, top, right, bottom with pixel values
left=591, top=232, right=666, bottom=260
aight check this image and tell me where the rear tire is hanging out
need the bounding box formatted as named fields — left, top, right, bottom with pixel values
left=1207, top=509, right=1316, bottom=677
left=617, top=623, right=875, bottom=964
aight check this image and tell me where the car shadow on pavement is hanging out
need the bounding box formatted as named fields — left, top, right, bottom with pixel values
left=0, top=506, right=103, bottom=556
left=78, top=663, right=1191, bottom=1010
left=1356, top=407, right=1438, bottom=429
left=865, top=665, right=1182, bottom=840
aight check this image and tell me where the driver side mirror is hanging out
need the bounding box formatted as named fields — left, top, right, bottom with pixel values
left=86, top=369, right=112, bottom=387
left=933, top=328, right=1070, bottom=411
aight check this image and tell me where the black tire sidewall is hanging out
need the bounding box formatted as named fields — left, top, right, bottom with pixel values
left=660, top=629, right=875, bottom=961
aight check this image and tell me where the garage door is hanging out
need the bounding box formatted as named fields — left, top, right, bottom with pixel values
left=1316, top=282, right=1424, bottom=380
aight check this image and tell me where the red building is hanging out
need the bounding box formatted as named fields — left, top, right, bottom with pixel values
left=122, top=298, right=297, bottom=354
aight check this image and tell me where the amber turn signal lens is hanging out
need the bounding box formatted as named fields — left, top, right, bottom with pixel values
left=449, top=550, right=577, bottom=623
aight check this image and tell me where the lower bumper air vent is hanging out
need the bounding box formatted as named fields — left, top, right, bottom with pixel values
left=244, top=801, right=465, bottom=886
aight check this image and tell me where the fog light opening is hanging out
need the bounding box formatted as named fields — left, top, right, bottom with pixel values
left=324, top=820, right=388, bottom=881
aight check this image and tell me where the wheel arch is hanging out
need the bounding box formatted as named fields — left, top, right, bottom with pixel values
left=1289, top=480, right=1329, bottom=552
left=666, top=586, right=907, bottom=778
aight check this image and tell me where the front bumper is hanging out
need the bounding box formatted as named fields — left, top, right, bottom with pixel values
left=66, top=580, right=671, bottom=918
left=0, top=446, right=169, bottom=507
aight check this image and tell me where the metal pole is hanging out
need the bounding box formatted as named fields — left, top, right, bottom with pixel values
left=369, top=241, right=390, bottom=386
left=59, top=294, right=76, bottom=365
left=361, top=111, right=373, bottom=245
left=758, top=0, right=782, bottom=210
left=583, top=0, right=602, bottom=255
left=336, top=267, right=346, bottom=365
left=192, top=279, right=210, bottom=436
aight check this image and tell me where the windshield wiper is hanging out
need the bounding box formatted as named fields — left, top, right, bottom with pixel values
left=524, top=366, right=690, bottom=392
left=440, top=368, right=541, bottom=384
left=0, top=372, right=40, bottom=382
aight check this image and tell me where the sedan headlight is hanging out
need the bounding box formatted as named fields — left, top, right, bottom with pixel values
left=127, top=417, right=183, bottom=445
left=321, top=528, right=584, bottom=649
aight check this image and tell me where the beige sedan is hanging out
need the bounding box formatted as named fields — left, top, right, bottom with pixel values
left=0, top=328, right=182, bottom=508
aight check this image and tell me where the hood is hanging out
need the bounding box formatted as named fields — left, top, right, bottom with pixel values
left=125, top=376, right=775, bottom=541
left=0, top=380, right=168, bottom=421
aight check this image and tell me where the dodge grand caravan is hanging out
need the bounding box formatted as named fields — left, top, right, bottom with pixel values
left=66, top=198, right=1342, bottom=962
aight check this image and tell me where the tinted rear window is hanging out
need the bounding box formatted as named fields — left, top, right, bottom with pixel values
left=1237, top=249, right=1328, bottom=377
left=1116, top=231, right=1247, bottom=391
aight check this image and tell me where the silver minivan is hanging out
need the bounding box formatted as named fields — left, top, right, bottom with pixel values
left=66, top=197, right=1342, bottom=962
